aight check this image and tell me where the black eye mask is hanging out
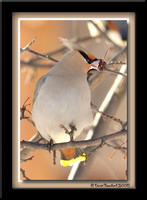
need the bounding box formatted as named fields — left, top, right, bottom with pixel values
left=78, top=50, right=98, bottom=64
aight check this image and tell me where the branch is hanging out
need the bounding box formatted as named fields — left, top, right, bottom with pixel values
left=20, top=35, right=102, bottom=67
left=20, top=168, right=31, bottom=180
left=89, top=45, right=127, bottom=91
left=89, top=20, right=122, bottom=50
left=20, top=60, right=54, bottom=69
left=20, top=37, right=58, bottom=63
left=20, top=37, right=36, bottom=52
left=20, top=129, right=127, bottom=152
left=20, top=132, right=41, bottom=161
left=91, top=103, right=127, bottom=130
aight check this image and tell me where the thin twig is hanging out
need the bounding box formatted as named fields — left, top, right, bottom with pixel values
left=20, top=155, right=35, bottom=162
left=20, top=37, right=36, bottom=52
left=104, top=142, right=127, bottom=150
left=88, top=45, right=127, bottom=91
left=99, top=111, right=127, bottom=130
left=20, top=37, right=58, bottom=63
left=109, top=140, right=127, bottom=160
left=24, top=48, right=58, bottom=63
left=89, top=20, right=122, bottom=50
left=20, top=35, right=102, bottom=67
left=53, top=151, right=56, bottom=165
left=20, top=97, right=35, bottom=126
left=25, top=118, right=35, bottom=127
left=105, top=68, right=127, bottom=77
left=20, top=168, right=31, bottom=180
left=20, top=132, right=41, bottom=161
left=20, top=60, right=54, bottom=69
left=20, top=115, right=35, bottom=127
left=91, top=102, right=127, bottom=130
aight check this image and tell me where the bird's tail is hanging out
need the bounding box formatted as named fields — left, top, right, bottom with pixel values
left=60, top=147, right=86, bottom=167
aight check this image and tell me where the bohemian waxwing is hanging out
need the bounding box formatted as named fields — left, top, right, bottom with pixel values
left=32, top=38, right=98, bottom=166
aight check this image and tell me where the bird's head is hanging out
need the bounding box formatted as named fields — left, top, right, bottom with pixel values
left=59, top=37, right=99, bottom=74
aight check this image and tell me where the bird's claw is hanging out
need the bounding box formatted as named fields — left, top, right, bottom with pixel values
left=59, top=123, right=77, bottom=142
left=69, top=123, right=77, bottom=142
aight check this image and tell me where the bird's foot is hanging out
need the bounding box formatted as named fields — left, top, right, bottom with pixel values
left=47, top=139, right=54, bottom=153
left=46, top=139, right=56, bottom=164
left=69, top=123, right=77, bottom=142
left=59, top=123, right=77, bottom=142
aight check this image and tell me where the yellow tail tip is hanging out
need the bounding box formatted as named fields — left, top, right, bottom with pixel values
left=60, top=153, right=86, bottom=167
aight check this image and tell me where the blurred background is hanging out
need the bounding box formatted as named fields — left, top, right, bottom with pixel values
left=20, top=20, right=127, bottom=180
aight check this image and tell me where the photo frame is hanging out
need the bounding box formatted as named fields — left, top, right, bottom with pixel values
left=1, top=0, right=143, bottom=195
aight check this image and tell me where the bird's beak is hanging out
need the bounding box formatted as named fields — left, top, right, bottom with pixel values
left=89, top=59, right=100, bottom=71
left=90, top=64, right=99, bottom=71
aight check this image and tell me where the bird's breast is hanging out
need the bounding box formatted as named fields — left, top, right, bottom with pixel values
left=32, top=74, right=93, bottom=143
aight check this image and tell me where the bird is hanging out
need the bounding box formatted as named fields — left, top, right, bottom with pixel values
left=32, top=38, right=98, bottom=166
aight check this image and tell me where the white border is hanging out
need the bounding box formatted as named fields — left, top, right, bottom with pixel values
left=18, top=19, right=21, bottom=182
left=18, top=17, right=129, bottom=21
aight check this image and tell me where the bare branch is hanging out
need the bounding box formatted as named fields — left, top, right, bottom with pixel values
left=20, top=38, right=58, bottom=63
left=104, top=142, right=127, bottom=150
left=20, top=168, right=31, bottom=180
left=105, top=68, right=127, bottom=77
left=89, top=45, right=127, bottom=91
left=20, top=60, right=54, bottom=69
left=20, top=115, right=35, bottom=127
left=23, top=48, right=58, bottom=63
left=20, top=155, right=35, bottom=162
left=20, top=35, right=102, bottom=67
left=108, top=140, right=127, bottom=160
left=20, top=129, right=127, bottom=153
left=91, top=102, right=127, bottom=130
left=20, top=132, right=41, bottom=161
left=89, top=20, right=122, bottom=50
left=20, top=37, right=36, bottom=52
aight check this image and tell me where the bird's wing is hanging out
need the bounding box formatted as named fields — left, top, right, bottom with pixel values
left=33, top=72, right=49, bottom=105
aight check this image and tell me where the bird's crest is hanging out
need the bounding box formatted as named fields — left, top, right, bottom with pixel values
left=59, top=37, right=87, bottom=52
left=59, top=37, right=97, bottom=63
